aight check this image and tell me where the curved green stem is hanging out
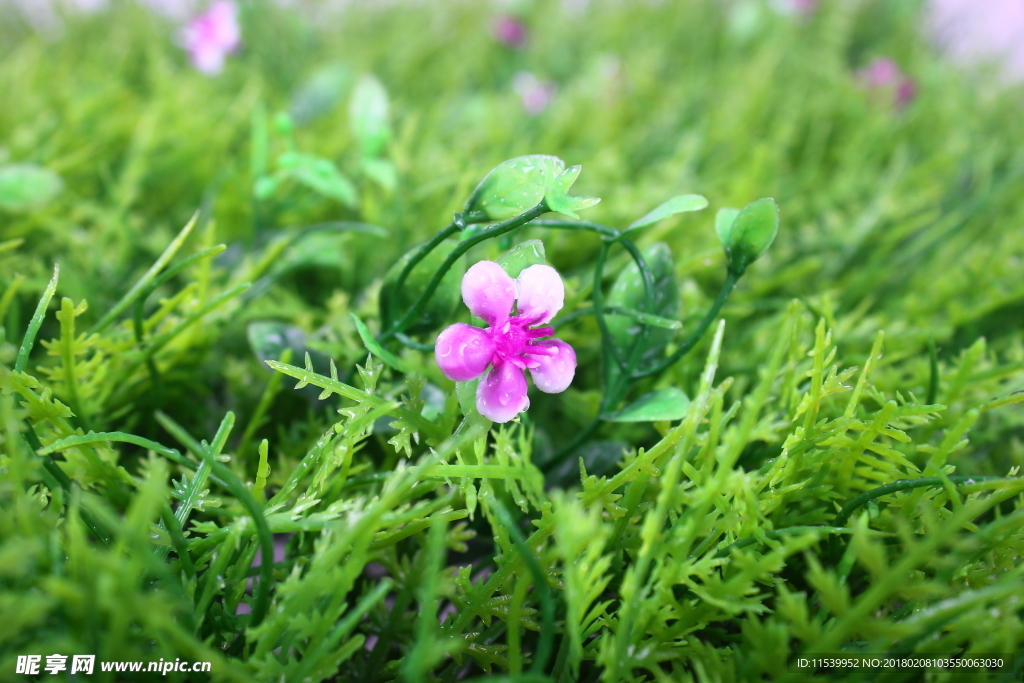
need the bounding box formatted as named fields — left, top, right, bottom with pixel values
left=386, top=219, right=463, bottom=326
left=528, top=218, right=620, bottom=239
left=833, top=475, right=1003, bottom=528
left=632, top=269, right=740, bottom=380
left=616, top=236, right=656, bottom=382
left=395, top=332, right=436, bottom=352
left=382, top=204, right=548, bottom=342
left=714, top=526, right=865, bottom=558
left=592, top=242, right=629, bottom=373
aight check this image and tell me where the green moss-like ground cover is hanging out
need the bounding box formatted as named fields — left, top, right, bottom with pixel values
left=1, top=1, right=1023, bottom=681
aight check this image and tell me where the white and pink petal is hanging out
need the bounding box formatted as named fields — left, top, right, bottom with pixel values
left=462, top=260, right=516, bottom=325
left=476, top=362, right=530, bottom=423
left=515, top=264, right=564, bottom=324
left=435, top=323, right=495, bottom=382
left=527, top=339, right=576, bottom=394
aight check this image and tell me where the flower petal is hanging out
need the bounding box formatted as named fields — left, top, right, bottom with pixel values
left=515, top=264, right=564, bottom=324
left=435, top=323, right=494, bottom=382
left=462, top=260, right=516, bottom=324
left=527, top=339, right=576, bottom=393
left=477, top=362, right=529, bottom=423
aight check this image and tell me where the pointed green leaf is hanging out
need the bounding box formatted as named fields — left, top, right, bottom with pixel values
left=626, top=194, right=708, bottom=232
left=464, top=155, right=599, bottom=221
left=606, top=243, right=680, bottom=367
left=351, top=313, right=406, bottom=372
left=604, top=387, right=690, bottom=422
left=277, top=152, right=358, bottom=207
left=465, top=155, right=564, bottom=220
left=715, top=207, right=740, bottom=245
left=349, top=74, right=390, bottom=158
left=496, top=239, right=547, bottom=278
left=723, top=198, right=779, bottom=273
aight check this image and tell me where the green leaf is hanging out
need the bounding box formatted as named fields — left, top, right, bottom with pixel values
left=714, top=207, right=740, bottom=245
left=350, top=313, right=406, bottom=372
left=626, top=194, right=708, bottom=232
left=721, top=198, right=779, bottom=274
left=360, top=157, right=398, bottom=192
left=604, top=387, right=690, bottom=422
left=464, top=155, right=600, bottom=221
left=496, top=239, right=547, bottom=278
left=0, top=164, right=63, bottom=213
left=379, top=239, right=466, bottom=333
left=456, top=378, right=484, bottom=421
left=277, top=152, right=358, bottom=207
left=349, top=74, right=390, bottom=158
left=290, top=64, right=350, bottom=125
left=605, top=242, right=680, bottom=367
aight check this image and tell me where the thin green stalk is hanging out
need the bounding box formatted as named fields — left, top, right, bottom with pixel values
left=382, top=204, right=548, bottom=341
left=926, top=336, right=939, bottom=405
left=15, top=264, right=59, bottom=373
left=401, top=518, right=448, bottom=682
left=156, top=411, right=276, bottom=627
left=395, top=332, right=437, bottom=352
left=237, top=348, right=292, bottom=459
left=39, top=431, right=195, bottom=470
left=632, top=269, right=740, bottom=379
left=488, top=498, right=555, bottom=676
left=90, top=211, right=198, bottom=333
left=159, top=503, right=197, bottom=579
left=713, top=526, right=863, bottom=558
left=592, top=242, right=628, bottom=373
left=528, top=218, right=620, bottom=239
left=613, top=235, right=657, bottom=405
left=22, top=427, right=112, bottom=547
left=833, top=475, right=1004, bottom=528
left=132, top=245, right=227, bottom=344
left=294, top=579, right=393, bottom=683
left=387, top=219, right=462, bottom=325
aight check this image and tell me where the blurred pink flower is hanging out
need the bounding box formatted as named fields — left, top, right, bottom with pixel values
left=928, top=0, right=1024, bottom=80
left=769, top=0, right=818, bottom=16
left=435, top=261, right=576, bottom=423
left=182, top=0, right=241, bottom=75
left=512, top=71, right=557, bottom=116
left=493, top=14, right=528, bottom=48
left=858, top=57, right=917, bottom=108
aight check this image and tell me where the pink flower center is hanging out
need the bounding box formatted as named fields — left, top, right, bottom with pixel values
left=488, top=317, right=554, bottom=369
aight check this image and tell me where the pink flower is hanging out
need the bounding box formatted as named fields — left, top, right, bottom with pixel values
left=493, top=14, right=528, bottom=48
left=435, top=261, right=577, bottom=423
left=769, top=0, right=818, bottom=16
left=857, top=58, right=917, bottom=108
left=512, top=71, right=557, bottom=116
left=182, top=1, right=241, bottom=75
left=927, top=0, right=1024, bottom=81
